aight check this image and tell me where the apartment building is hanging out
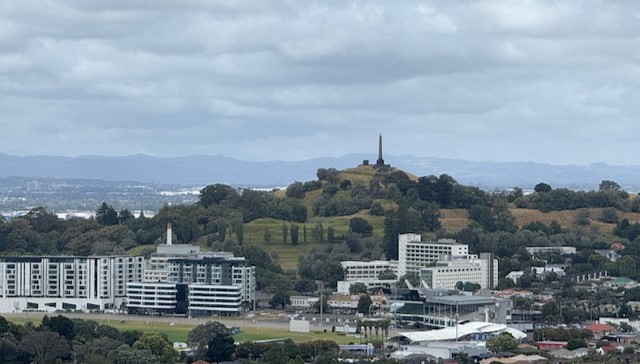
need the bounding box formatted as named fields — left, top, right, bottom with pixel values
left=125, top=227, right=255, bottom=316
left=0, top=255, right=144, bottom=312
left=397, top=233, right=468, bottom=276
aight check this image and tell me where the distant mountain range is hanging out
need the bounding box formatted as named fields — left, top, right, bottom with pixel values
left=1, top=152, right=639, bottom=191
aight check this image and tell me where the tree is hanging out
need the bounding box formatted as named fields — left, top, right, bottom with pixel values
left=574, top=209, right=590, bottom=226
left=349, top=217, right=373, bottom=237
left=113, top=344, right=158, bottom=364
left=418, top=201, right=441, bottom=232
left=599, top=180, right=621, bottom=192
left=269, top=290, right=290, bottom=309
left=188, top=322, right=236, bottom=363
left=327, top=226, right=335, bottom=243
left=96, top=202, right=118, bottom=226
left=286, top=181, right=306, bottom=199
left=349, top=282, right=368, bottom=295
left=199, top=184, right=239, bottom=208
left=567, top=338, right=587, bottom=350
left=312, top=222, right=324, bottom=243
left=281, top=223, right=288, bottom=244
left=263, top=227, right=272, bottom=244
left=378, top=269, right=397, bottom=280
left=132, top=332, right=177, bottom=364
left=397, top=273, right=420, bottom=288
left=618, top=255, right=637, bottom=278
left=357, top=294, right=373, bottom=314
left=600, top=207, right=618, bottom=223
left=118, top=209, right=134, bottom=224
left=40, top=314, right=75, bottom=339
left=534, top=182, right=552, bottom=193
left=486, top=332, right=518, bottom=353
left=290, top=224, right=299, bottom=246
left=19, top=331, right=71, bottom=364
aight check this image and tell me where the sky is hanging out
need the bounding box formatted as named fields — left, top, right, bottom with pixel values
left=1, top=1, right=639, bottom=165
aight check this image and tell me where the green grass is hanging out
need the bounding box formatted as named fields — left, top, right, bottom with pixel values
left=6, top=316, right=356, bottom=344
left=241, top=215, right=385, bottom=271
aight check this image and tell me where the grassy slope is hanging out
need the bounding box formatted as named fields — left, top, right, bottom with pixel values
left=242, top=214, right=384, bottom=271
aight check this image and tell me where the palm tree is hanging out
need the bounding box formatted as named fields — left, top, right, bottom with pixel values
left=373, top=321, right=381, bottom=337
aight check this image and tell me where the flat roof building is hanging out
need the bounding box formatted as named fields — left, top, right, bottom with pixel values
left=398, top=233, right=468, bottom=277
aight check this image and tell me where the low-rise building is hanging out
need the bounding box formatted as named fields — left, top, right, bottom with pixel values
left=290, top=296, right=319, bottom=310
left=525, top=246, right=576, bottom=258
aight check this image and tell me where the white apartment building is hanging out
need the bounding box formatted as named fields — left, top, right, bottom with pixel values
left=0, top=255, right=144, bottom=313
left=419, top=253, right=498, bottom=290
left=341, top=260, right=399, bottom=282
left=397, top=233, right=468, bottom=277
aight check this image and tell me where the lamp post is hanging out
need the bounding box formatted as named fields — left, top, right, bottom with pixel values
left=316, top=280, right=324, bottom=329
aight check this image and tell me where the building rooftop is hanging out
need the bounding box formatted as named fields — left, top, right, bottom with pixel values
left=395, top=321, right=527, bottom=343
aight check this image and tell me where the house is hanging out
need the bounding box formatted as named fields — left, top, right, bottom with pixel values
left=603, top=277, right=638, bottom=289
left=586, top=323, right=615, bottom=338
left=506, top=271, right=524, bottom=282
left=549, top=347, right=589, bottom=359
left=596, top=344, right=618, bottom=355
left=594, top=249, right=620, bottom=262
left=536, top=341, right=567, bottom=350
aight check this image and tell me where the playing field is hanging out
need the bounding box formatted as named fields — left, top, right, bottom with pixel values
left=5, top=315, right=359, bottom=345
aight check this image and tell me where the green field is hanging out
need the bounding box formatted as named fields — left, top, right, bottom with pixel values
left=241, top=215, right=384, bottom=270
left=6, top=316, right=358, bottom=344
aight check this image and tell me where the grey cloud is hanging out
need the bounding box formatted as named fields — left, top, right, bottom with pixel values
left=1, top=0, right=639, bottom=164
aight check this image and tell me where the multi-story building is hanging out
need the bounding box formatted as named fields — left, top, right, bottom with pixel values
left=337, top=260, right=399, bottom=294
left=341, top=260, right=398, bottom=282
left=397, top=233, right=468, bottom=277
left=419, top=253, right=498, bottom=290
left=0, top=255, right=144, bottom=312
left=125, top=225, right=255, bottom=316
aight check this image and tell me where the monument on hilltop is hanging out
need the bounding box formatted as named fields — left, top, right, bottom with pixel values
left=376, top=134, right=385, bottom=167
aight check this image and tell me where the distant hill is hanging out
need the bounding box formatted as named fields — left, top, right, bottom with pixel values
left=1, top=152, right=640, bottom=191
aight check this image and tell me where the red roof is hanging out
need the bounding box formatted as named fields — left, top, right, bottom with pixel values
left=587, top=323, right=614, bottom=333
left=191, top=361, right=210, bottom=364
left=600, top=345, right=617, bottom=353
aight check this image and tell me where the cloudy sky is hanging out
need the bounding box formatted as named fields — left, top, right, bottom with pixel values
left=1, top=1, right=638, bottom=165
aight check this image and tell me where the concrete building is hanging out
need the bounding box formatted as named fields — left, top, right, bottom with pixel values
left=341, top=260, right=398, bottom=282
left=337, top=259, right=398, bottom=294
left=398, top=233, right=468, bottom=277
left=419, top=253, right=498, bottom=290
left=125, top=223, right=255, bottom=316
left=525, top=246, right=576, bottom=257
left=0, top=255, right=144, bottom=312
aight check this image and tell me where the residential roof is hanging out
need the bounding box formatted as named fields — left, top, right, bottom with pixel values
left=395, top=321, right=527, bottom=342
left=480, top=354, right=547, bottom=364
left=586, top=323, right=614, bottom=332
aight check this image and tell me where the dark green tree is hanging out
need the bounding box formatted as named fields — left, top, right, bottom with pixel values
left=269, top=290, right=290, bottom=309
left=349, top=282, right=368, bottom=295
left=327, top=226, right=335, bottom=243
left=281, top=223, right=288, bottom=244
left=534, top=182, right=552, bottom=193
left=290, top=224, right=299, bottom=246
left=188, top=322, right=236, bottom=363
left=357, top=294, right=373, bottom=314
left=96, top=202, right=118, bottom=226
left=349, top=217, right=373, bottom=237
left=199, top=184, right=239, bottom=208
